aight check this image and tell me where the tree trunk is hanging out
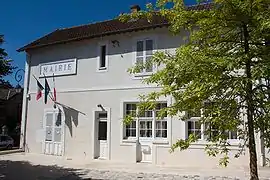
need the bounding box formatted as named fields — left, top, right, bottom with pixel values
left=243, top=24, right=259, bottom=180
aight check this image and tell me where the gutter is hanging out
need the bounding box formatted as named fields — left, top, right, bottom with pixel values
left=20, top=52, right=31, bottom=152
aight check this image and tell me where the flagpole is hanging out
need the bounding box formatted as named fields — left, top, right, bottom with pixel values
left=42, top=73, right=55, bottom=102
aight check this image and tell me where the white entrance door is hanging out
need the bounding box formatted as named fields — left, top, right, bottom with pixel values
left=97, top=112, right=108, bottom=159
left=139, top=119, right=153, bottom=162
left=44, top=109, right=64, bottom=156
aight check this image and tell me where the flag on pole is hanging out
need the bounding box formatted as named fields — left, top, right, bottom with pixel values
left=44, top=77, right=51, bottom=104
left=53, top=73, right=56, bottom=102
left=33, top=75, right=44, bottom=101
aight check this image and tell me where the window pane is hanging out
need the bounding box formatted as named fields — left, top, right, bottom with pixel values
left=98, top=121, right=107, bottom=140
left=188, top=121, right=193, bottom=129
left=126, top=104, right=136, bottom=111
left=136, top=41, right=143, bottom=56
left=131, top=129, right=136, bottom=137
left=195, top=130, right=201, bottom=139
left=146, top=40, right=153, bottom=55
left=131, top=121, right=136, bottom=128
left=126, top=128, right=130, bottom=137
left=140, top=121, right=146, bottom=129
left=156, top=121, right=161, bottom=129
left=231, top=131, right=237, bottom=139
left=136, top=57, right=144, bottom=65
left=46, top=113, right=53, bottom=126
left=136, top=57, right=144, bottom=73
left=98, top=112, right=107, bottom=119
left=147, top=121, right=152, bottom=128
left=140, top=130, right=146, bottom=137
left=54, top=128, right=62, bottom=142
left=162, top=121, right=167, bottom=129
left=146, top=130, right=152, bottom=137
left=46, top=127, right=52, bottom=141
left=100, top=45, right=106, bottom=68
left=145, top=56, right=153, bottom=72
left=145, top=110, right=153, bottom=117
left=155, top=130, right=162, bottom=137
left=195, top=121, right=201, bottom=129
left=162, top=130, right=167, bottom=138
left=156, top=103, right=167, bottom=110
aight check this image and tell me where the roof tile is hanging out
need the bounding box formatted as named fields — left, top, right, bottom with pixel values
left=17, top=3, right=212, bottom=52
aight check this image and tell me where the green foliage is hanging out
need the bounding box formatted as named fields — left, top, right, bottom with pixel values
left=0, top=35, right=15, bottom=84
left=120, top=0, right=270, bottom=175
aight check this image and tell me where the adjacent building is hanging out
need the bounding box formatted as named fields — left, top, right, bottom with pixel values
left=18, top=4, right=269, bottom=167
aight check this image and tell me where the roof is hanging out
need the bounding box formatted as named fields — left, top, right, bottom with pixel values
left=0, top=88, right=22, bottom=101
left=17, top=3, right=213, bottom=52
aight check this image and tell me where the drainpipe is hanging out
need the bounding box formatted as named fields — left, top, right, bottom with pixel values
left=20, top=52, right=31, bottom=151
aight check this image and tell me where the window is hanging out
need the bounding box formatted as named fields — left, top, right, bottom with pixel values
left=124, top=104, right=137, bottom=139
left=155, top=103, right=167, bottom=138
left=225, top=131, right=238, bottom=139
left=186, top=109, right=238, bottom=140
left=135, top=39, right=154, bottom=74
left=123, top=102, right=167, bottom=139
left=98, top=44, right=107, bottom=70
left=188, top=121, right=202, bottom=139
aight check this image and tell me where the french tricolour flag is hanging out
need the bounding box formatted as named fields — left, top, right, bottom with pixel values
left=33, top=75, right=44, bottom=101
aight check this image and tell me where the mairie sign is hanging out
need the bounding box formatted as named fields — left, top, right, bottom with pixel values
left=39, top=59, right=77, bottom=77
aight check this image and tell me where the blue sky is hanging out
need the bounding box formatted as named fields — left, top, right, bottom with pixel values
left=2, top=0, right=197, bottom=86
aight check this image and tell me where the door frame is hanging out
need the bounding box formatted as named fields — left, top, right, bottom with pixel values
left=42, top=108, right=65, bottom=156
left=92, top=107, right=111, bottom=160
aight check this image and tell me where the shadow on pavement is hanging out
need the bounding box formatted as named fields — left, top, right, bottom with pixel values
left=0, top=160, right=97, bottom=180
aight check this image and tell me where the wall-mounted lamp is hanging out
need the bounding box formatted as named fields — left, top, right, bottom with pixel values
left=97, top=104, right=105, bottom=111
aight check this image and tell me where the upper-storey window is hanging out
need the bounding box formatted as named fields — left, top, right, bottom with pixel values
left=97, top=42, right=108, bottom=71
left=136, top=39, right=154, bottom=75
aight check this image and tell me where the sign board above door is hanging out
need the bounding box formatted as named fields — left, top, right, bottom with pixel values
left=39, top=59, right=77, bottom=77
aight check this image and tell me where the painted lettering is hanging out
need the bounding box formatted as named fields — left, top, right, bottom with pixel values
left=39, top=59, right=76, bottom=77
left=43, top=67, right=48, bottom=73
left=50, top=66, right=53, bottom=72
left=58, top=65, right=63, bottom=71
left=68, top=64, right=72, bottom=70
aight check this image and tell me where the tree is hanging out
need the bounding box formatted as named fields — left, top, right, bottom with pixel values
left=120, top=1, right=270, bottom=179
left=0, top=35, right=15, bottom=86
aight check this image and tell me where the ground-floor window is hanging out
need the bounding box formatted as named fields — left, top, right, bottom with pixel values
left=123, top=102, right=168, bottom=140
left=186, top=109, right=238, bottom=140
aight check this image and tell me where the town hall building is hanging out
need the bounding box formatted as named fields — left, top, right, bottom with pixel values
left=18, top=4, right=269, bottom=168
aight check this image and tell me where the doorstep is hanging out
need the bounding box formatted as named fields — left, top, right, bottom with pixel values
left=0, top=149, right=24, bottom=155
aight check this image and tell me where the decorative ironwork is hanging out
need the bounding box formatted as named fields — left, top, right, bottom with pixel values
left=15, top=69, right=25, bottom=85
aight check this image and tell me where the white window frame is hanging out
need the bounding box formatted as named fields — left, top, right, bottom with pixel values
left=97, top=41, right=109, bottom=72
left=185, top=109, right=239, bottom=143
left=132, top=35, right=157, bottom=78
left=122, top=101, right=169, bottom=141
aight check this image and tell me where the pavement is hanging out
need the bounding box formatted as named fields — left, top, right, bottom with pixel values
left=0, top=153, right=269, bottom=179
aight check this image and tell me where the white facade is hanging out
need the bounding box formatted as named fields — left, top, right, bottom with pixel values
left=21, top=27, right=268, bottom=168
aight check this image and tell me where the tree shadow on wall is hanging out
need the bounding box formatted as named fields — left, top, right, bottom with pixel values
left=0, top=160, right=99, bottom=180
left=55, top=102, right=86, bottom=137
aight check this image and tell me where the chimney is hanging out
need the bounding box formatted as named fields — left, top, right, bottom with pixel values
left=130, top=5, right=141, bottom=13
